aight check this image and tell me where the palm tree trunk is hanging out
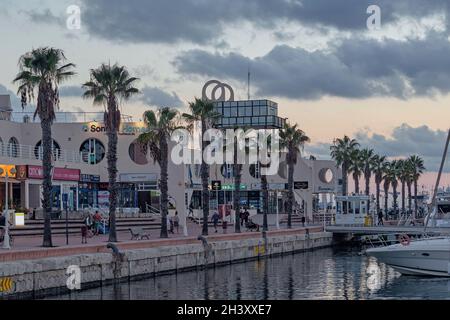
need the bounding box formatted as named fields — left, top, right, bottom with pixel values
left=160, top=137, right=169, bottom=238
left=365, top=172, right=370, bottom=212
left=201, top=120, right=209, bottom=236
left=384, top=184, right=389, bottom=219
left=393, top=183, right=398, bottom=215
left=401, top=180, right=406, bottom=215
left=261, top=166, right=269, bottom=232
left=353, top=173, right=359, bottom=194
left=407, top=181, right=412, bottom=213
left=375, top=179, right=380, bottom=214
left=233, top=140, right=241, bottom=233
left=414, top=180, right=418, bottom=219
left=41, top=118, right=53, bottom=247
left=287, top=157, right=294, bottom=229
left=107, top=129, right=118, bottom=242
left=342, top=162, right=348, bottom=214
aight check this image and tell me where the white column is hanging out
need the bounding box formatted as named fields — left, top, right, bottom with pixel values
left=25, top=180, right=29, bottom=209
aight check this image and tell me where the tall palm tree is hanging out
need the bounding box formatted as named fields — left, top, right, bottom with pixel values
left=349, top=149, right=363, bottom=194
left=405, top=159, right=414, bottom=214
left=360, top=148, right=376, bottom=211
left=330, top=136, right=360, bottom=197
left=408, top=155, right=426, bottom=218
left=382, top=171, right=391, bottom=219
left=373, top=155, right=387, bottom=215
left=398, top=159, right=413, bottom=217
left=183, top=99, right=221, bottom=236
left=384, top=160, right=400, bottom=217
left=82, top=63, right=139, bottom=242
left=280, top=123, right=310, bottom=229
left=14, top=47, right=76, bottom=247
left=138, top=108, right=179, bottom=238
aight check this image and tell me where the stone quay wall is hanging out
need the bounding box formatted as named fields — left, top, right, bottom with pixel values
left=0, top=231, right=333, bottom=299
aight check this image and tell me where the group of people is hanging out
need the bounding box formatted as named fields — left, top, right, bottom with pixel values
left=81, top=210, right=105, bottom=243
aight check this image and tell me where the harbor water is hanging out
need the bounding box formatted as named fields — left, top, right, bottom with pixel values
left=50, top=247, right=450, bottom=300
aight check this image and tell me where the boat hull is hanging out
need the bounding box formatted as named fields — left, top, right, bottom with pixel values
left=366, top=238, right=450, bottom=277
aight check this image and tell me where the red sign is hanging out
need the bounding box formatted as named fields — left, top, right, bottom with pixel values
left=27, top=165, right=80, bottom=181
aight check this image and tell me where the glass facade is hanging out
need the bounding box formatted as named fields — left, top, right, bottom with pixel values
left=214, top=100, right=286, bottom=129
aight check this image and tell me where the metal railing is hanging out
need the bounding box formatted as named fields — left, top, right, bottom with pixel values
left=3, top=112, right=134, bottom=123
left=0, top=143, right=89, bottom=164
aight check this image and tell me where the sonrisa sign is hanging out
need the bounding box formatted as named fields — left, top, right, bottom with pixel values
left=82, top=123, right=148, bottom=135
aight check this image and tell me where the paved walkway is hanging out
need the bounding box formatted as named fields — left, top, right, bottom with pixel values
left=0, top=222, right=323, bottom=262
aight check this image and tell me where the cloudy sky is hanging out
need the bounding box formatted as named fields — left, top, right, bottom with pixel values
left=0, top=0, right=450, bottom=187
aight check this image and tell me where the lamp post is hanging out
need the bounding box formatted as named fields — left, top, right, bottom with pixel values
left=1, top=166, right=16, bottom=250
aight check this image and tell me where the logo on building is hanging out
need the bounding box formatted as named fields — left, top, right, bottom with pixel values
left=202, top=80, right=235, bottom=102
left=0, top=277, right=15, bottom=294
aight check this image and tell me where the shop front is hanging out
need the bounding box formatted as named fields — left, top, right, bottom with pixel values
left=119, top=173, right=159, bottom=213
left=17, top=165, right=81, bottom=211
left=0, top=164, right=21, bottom=211
left=78, top=174, right=100, bottom=209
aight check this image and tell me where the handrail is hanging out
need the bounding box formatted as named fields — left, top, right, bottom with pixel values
left=4, top=112, right=134, bottom=123
left=0, top=143, right=89, bottom=164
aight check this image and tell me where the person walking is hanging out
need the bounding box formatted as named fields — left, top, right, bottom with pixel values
left=168, top=215, right=174, bottom=234
left=222, top=214, right=229, bottom=234
left=378, top=210, right=384, bottom=226
left=173, top=211, right=180, bottom=234
left=243, top=208, right=250, bottom=226
left=211, top=211, right=220, bottom=233
left=239, top=208, right=245, bottom=227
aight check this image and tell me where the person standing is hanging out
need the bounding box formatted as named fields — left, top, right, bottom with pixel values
left=173, top=211, right=180, bottom=234
left=211, top=211, right=220, bottom=233
left=378, top=210, right=384, bottom=226
left=244, top=208, right=250, bottom=226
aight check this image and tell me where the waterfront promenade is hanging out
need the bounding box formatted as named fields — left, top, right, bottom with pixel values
left=0, top=222, right=323, bottom=263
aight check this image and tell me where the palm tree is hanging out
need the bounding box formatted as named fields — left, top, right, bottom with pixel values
left=382, top=171, right=391, bottom=219
left=349, top=149, right=363, bottom=194
left=138, top=108, right=179, bottom=238
left=14, top=47, right=76, bottom=247
left=398, top=159, right=413, bottom=217
left=384, top=160, right=400, bottom=218
left=373, top=155, right=387, bottom=215
left=82, top=63, right=139, bottom=242
left=360, top=148, right=376, bottom=211
left=280, top=123, right=310, bottom=229
left=405, top=159, right=414, bottom=214
left=408, top=155, right=426, bottom=218
left=330, top=136, right=360, bottom=197
left=183, top=99, right=221, bottom=236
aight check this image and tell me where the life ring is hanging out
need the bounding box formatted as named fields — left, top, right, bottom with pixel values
left=399, top=234, right=411, bottom=246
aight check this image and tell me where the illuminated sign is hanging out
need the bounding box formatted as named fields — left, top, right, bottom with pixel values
left=82, top=123, right=149, bottom=135
left=0, top=165, right=16, bottom=178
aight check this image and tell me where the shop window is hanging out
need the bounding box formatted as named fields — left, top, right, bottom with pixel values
left=221, top=164, right=234, bottom=179
left=34, top=139, right=61, bottom=160
left=129, top=139, right=148, bottom=165
left=80, top=138, right=105, bottom=165
left=7, top=137, right=19, bottom=158
left=249, top=163, right=261, bottom=179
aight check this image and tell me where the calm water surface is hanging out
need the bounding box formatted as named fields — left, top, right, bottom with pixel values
left=52, top=247, right=450, bottom=300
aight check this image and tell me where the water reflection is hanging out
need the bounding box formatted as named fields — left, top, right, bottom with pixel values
left=49, top=248, right=450, bottom=300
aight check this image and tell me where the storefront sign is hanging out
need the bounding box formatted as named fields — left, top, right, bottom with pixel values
left=0, top=165, right=16, bottom=178
left=15, top=165, right=27, bottom=180
left=120, top=173, right=157, bottom=183
left=294, top=181, right=309, bottom=190
left=80, top=174, right=101, bottom=183
left=211, top=181, right=222, bottom=191
left=27, top=165, right=80, bottom=181
left=221, top=184, right=247, bottom=191
left=251, top=183, right=287, bottom=190
left=83, top=123, right=148, bottom=136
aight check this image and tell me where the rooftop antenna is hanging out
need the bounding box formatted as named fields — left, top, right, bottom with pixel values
left=247, top=63, right=251, bottom=100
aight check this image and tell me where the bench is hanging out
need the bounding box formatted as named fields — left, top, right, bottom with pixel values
left=129, top=227, right=151, bottom=240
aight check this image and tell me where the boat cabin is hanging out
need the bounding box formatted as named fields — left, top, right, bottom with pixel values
left=335, top=195, right=370, bottom=225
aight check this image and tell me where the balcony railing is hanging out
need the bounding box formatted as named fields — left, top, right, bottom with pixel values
left=0, top=143, right=89, bottom=164
left=2, top=112, right=134, bottom=123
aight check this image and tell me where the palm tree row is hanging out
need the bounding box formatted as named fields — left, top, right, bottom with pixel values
left=14, top=47, right=312, bottom=244
left=331, top=136, right=426, bottom=219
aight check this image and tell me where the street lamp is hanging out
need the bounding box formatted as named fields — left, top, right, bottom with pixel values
left=0, top=166, right=16, bottom=250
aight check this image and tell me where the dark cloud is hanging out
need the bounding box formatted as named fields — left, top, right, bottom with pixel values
left=58, top=85, right=84, bottom=98
left=174, top=33, right=450, bottom=100
left=79, top=0, right=450, bottom=44
left=305, top=124, right=448, bottom=172
left=139, top=86, right=184, bottom=108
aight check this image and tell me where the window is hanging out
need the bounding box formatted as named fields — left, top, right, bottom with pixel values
left=253, top=107, right=260, bottom=116
left=224, top=108, right=230, bottom=117
left=221, top=164, right=234, bottom=179
left=238, top=107, right=246, bottom=117
left=34, top=140, right=61, bottom=160
left=249, top=163, right=261, bottom=179
left=129, top=139, right=148, bottom=165
left=80, top=138, right=105, bottom=164
left=245, top=107, right=252, bottom=116
left=7, top=137, right=19, bottom=158
left=231, top=107, right=237, bottom=117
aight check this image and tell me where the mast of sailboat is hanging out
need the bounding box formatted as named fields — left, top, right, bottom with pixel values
left=424, top=129, right=450, bottom=232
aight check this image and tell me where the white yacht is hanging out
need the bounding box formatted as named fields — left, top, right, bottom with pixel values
left=366, top=129, right=450, bottom=277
